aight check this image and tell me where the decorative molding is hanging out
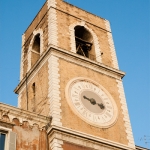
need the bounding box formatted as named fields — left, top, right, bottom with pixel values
left=136, top=146, right=148, bottom=150
left=27, top=28, right=44, bottom=72
left=48, top=2, right=58, bottom=46
left=116, top=80, right=135, bottom=149
left=27, top=48, right=32, bottom=72
left=15, top=46, right=125, bottom=95
left=51, top=46, right=125, bottom=80
left=20, top=34, right=25, bottom=81
left=33, top=29, right=44, bottom=55
left=0, top=124, right=14, bottom=132
left=105, top=20, right=119, bottom=69
left=0, top=103, right=48, bottom=129
left=17, top=51, right=50, bottom=95
left=49, top=138, right=63, bottom=150
left=69, top=21, right=102, bottom=63
left=48, top=125, right=135, bottom=150
left=30, top=50, right=40, bottom=55
left=69, top=23, right=76, bottom=53
left=48, top=55, right=62, bottom=126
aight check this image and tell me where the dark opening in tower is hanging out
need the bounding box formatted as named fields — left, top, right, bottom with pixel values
left=33, top=34, right=40, bottom=53
left=75, top=26, right=94, bottom=59
left=31, top=34, right=40, bottom=67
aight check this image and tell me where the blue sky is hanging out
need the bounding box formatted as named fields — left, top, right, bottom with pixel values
left=0, top=0, right=150, bottom=148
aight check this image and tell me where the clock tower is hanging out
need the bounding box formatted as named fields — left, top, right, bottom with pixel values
left=14, top=0, right=135, bottom=149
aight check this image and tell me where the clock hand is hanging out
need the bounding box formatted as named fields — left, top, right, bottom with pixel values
left=97, top=103, right=105, bottom=110
left=83, top=95, right=105, bottom=109
left=83, top=96, right=96, bottom=105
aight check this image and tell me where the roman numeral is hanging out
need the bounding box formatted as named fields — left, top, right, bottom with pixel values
left=81, top=109, right=88, bottom=117
left=72, top=94, right=78, bottom=98
left=74, top=102, right=81, bottom=107
left=93, top=115, right=97, bottom=122
left=105, top=112, right=112, bottom=118
left=107, top=106, right=112, bottom=109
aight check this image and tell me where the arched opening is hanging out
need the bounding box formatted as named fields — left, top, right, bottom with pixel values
left=33, top=34, right=40, bottom=53
left=31, top=34, right=40, bottom=67
left=75, top=26, right=95, bottom=60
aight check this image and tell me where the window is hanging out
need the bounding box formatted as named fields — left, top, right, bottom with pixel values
left=75, top=26, right=95, bottom=60
left=69, top=22, right=102, bottom=63
left=31, top=33, right=41, bottom=67
left=27, top=29, right=44, bottom=71
left=0, top=132, right=6, bottom=150
left=32, top=82, right=36, bottom=112
left=0, top=130, right=16, bottom=150
left=32, top=34, right=40, bottom=54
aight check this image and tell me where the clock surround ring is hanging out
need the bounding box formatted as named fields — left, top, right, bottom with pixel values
left=65, top=77, right=118, bottom=128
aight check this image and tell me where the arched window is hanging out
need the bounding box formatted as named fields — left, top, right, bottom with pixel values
left=33, top=34, right=40, bottom=53
left=75, top=26, right=95, bottom=60
left=69, top=22, right=102, bottom=63
left=27, top=29, right=43, bottom=72
left=31, top=34, right=40, bottom=67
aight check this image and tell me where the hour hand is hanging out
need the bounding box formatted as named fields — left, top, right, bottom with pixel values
left=83, top=96, right=96, bottom=105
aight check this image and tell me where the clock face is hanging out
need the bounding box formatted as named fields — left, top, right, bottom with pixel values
left=65, top=78, right=118, bottom=128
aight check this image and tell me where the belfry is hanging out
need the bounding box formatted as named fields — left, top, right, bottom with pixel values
left=0, top=0, right=147, bottom=150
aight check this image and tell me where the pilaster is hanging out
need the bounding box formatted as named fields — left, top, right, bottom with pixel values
left=47, top=0, right=57, bottom=8
left=47, top=0, right=58, bottom=46
left=105, top=20, right=119, bottom=69
left=20, top=34, right=25, bottom=81
left=116, top=80, right=135, bottom=149
left=48, top=55, right=62, bottom=126
left=50, top=138, right=63, bottom=150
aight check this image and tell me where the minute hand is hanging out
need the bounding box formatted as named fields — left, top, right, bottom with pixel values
left=97, top=103, right=105, bottom=109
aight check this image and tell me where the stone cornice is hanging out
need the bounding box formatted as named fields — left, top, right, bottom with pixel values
left=14, top=45, right=125, bottom=94
left=135, top=146, right=148, bottom=150
left=14, top=48, right=51, bottom=94
left=51, top=45, right=125, bottom=79
left=0, top=103, right=48, bottom=128
left=0, top=120, right=15, bottom=129
left=47, top=125, right=135, bottom=150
